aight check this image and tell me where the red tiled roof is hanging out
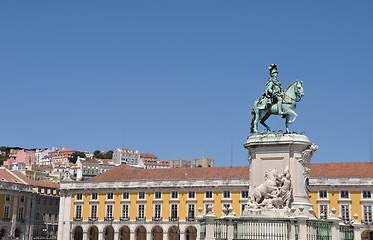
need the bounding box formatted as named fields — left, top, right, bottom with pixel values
left=309, top=162, right=373, bottom=177
left=140, top=153, right=157, bottom=158
left=88, top=162, right=373, bottom=182
left=11, top=171, right=60, bottom=189
left=89, top=165, right=249, bottom=182
left=0, top=167, right=28, bottom=184
left=99, top=159, right=112, bottom=164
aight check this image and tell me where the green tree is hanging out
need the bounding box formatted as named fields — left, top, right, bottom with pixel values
left=105, top=150, right=113, bottom=159
left=70, top=151, right=86, bottom=163
left=93, top=150, right=101, bottom=159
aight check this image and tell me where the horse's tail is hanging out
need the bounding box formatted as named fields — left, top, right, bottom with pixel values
left=250, top=108, right=255, bottom=133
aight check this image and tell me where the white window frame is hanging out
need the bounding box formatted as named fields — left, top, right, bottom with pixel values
left=122, top=192, right=130, bottom=199
left=154, top=204, right=161, bottom=219
left=122, top=204, right=129, bottom=220
left=363, top=205, right=373, bottom=223
left=188, top=191, right=196, bottom=199
left=341, top=204, right=350, bottom=222
left=223, top=191, right=231, bottom=199
left=155, top=191, right=162, bottom=199
left=76, top=193, right=83, bottom=200
left=90, top=205, right=98, bottom=219
left=91, top=193, right=98, bottom=200
left=363, top=190, right=372, bottom=199
left=75, top=205, right=82, bottom=219
left=340, top=190, right=349, bottom=199
left=171, top=204, right=178, bottom=219
left=241, top=191, right=249, bottom=199
left=138, top=192, right=145, bottom=199
left=107, top=192, right=114, bottom=200
left=319, top=204, right=328, bottom=219
left=3, top=205, right=10, bottom=219
left=319, top=190, right=328, bottom=199
left=18, top=207, right=24, bottom=220
left=106, top=205, right=113, bottom=219
left=138, top=204, right=145, bottom=220
left=171, top=191, right=178, bottom=199
left=187, top=204, right=195, bottom=219
left=205, top=191, right=213, bottom=199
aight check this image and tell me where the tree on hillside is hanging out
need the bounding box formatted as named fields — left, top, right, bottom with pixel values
left=93, top=150, right=113, bottom=159
left=70, top=151, right=86, bottom=163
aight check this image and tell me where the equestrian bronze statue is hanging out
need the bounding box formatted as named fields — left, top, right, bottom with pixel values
left=250, top=64, right=304, bottom=133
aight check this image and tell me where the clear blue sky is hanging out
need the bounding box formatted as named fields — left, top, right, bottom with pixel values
left=1, top=1, right=372, bottom=166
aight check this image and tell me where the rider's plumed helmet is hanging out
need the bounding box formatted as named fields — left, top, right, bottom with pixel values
left=269, top=64, right=278, bottom=76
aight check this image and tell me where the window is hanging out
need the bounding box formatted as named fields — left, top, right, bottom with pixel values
left=20, top=196, right=25, bottom=203
left=75, top=206, right=82, bottom=220
left=123, top=192, right=129, bottom=199
left=188, top=191, right=195, bottom=199
left=138, top=205, right=145, bottom=219
left=188, top=204, right=195, bottom=219
left=241, top=204, right=246, bottom=215
left=363, top=205, right=373, bottom=223
left=223, top=204, right=231, bottom=213
left=319, top=190, right=327, bottom=199
left=138, top=192, right=145, bottom=199
left=90, top=205, right=98, bottom=219
left=340, top=190, right=349, bottom=199
left=49, top=199, right=52, bottom=205
left=18, top=207, right=24, bottom=220
left=341, top=205, right=350, bottom=222
left=48, top=213, right=52, bottom=220
left=107, top=193, right=114, bottom=200
left=171, top=204, right=178, bottom=219
left=223, top=191, right=231, bottom=199
left=76, top=193, right=83, bottom=200
left=363, top=190, right=372, bottom=199
left=319, top=205, right=328, bottom=219
left=106, top=205, right=113, bottom=219
left=154, top=204, right=161, bottom=219
left=241, top=191, right=249, bottom=198
left=54, top=214, right=58, bottom=221
left=36, top=212, right=40, bottom=220
left=171, top=191, right=178, bottom=199
left=205, top=191, right=213, bottom=199
left=3, top=206, right=10, bottom=219
left=92, top=193, right=98, bottom=200
left=36, top=197, right=40, bottom=205
left=122, top=205, right=129, bottom=220
left=43, top=198, right=47, bottom=205
left=155, top=191, right=162, bottom=199
left=5, top=194, right=10, bottom=201
left=205, top=204, right=210, bottom=214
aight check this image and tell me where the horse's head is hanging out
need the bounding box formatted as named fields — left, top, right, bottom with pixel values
left=284, top=81, right=304, bottom=102
left=265, top=168, right=280, bottom=181
left=295, top=81, right=304, bottom=100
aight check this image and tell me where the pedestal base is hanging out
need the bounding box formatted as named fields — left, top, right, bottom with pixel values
left=244, top=133, right=317, bottom=217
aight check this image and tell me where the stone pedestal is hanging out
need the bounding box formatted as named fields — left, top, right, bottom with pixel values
left=244, top=133, right=318, bottom=216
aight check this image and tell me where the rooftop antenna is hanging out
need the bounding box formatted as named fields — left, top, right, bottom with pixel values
left=223, top=146, right=226, bottom=167
left=122, top=129, right=126, bottom=149
left=230, top=139, right=233, bottom=167
left=369, top=125, right=373, bottom=163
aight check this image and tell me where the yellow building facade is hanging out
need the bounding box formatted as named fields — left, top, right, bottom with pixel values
left=58, top=163, right=373, bottom=240
left=0, top=167, right=60, bottom=240
left=58, top=165, right=249, bottom=240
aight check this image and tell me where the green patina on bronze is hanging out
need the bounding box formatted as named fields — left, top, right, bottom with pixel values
left=250, top=64, right=304, bottom=134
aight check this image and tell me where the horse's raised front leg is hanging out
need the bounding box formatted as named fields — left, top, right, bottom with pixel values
left=287, top=108, right=298, bottom=124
